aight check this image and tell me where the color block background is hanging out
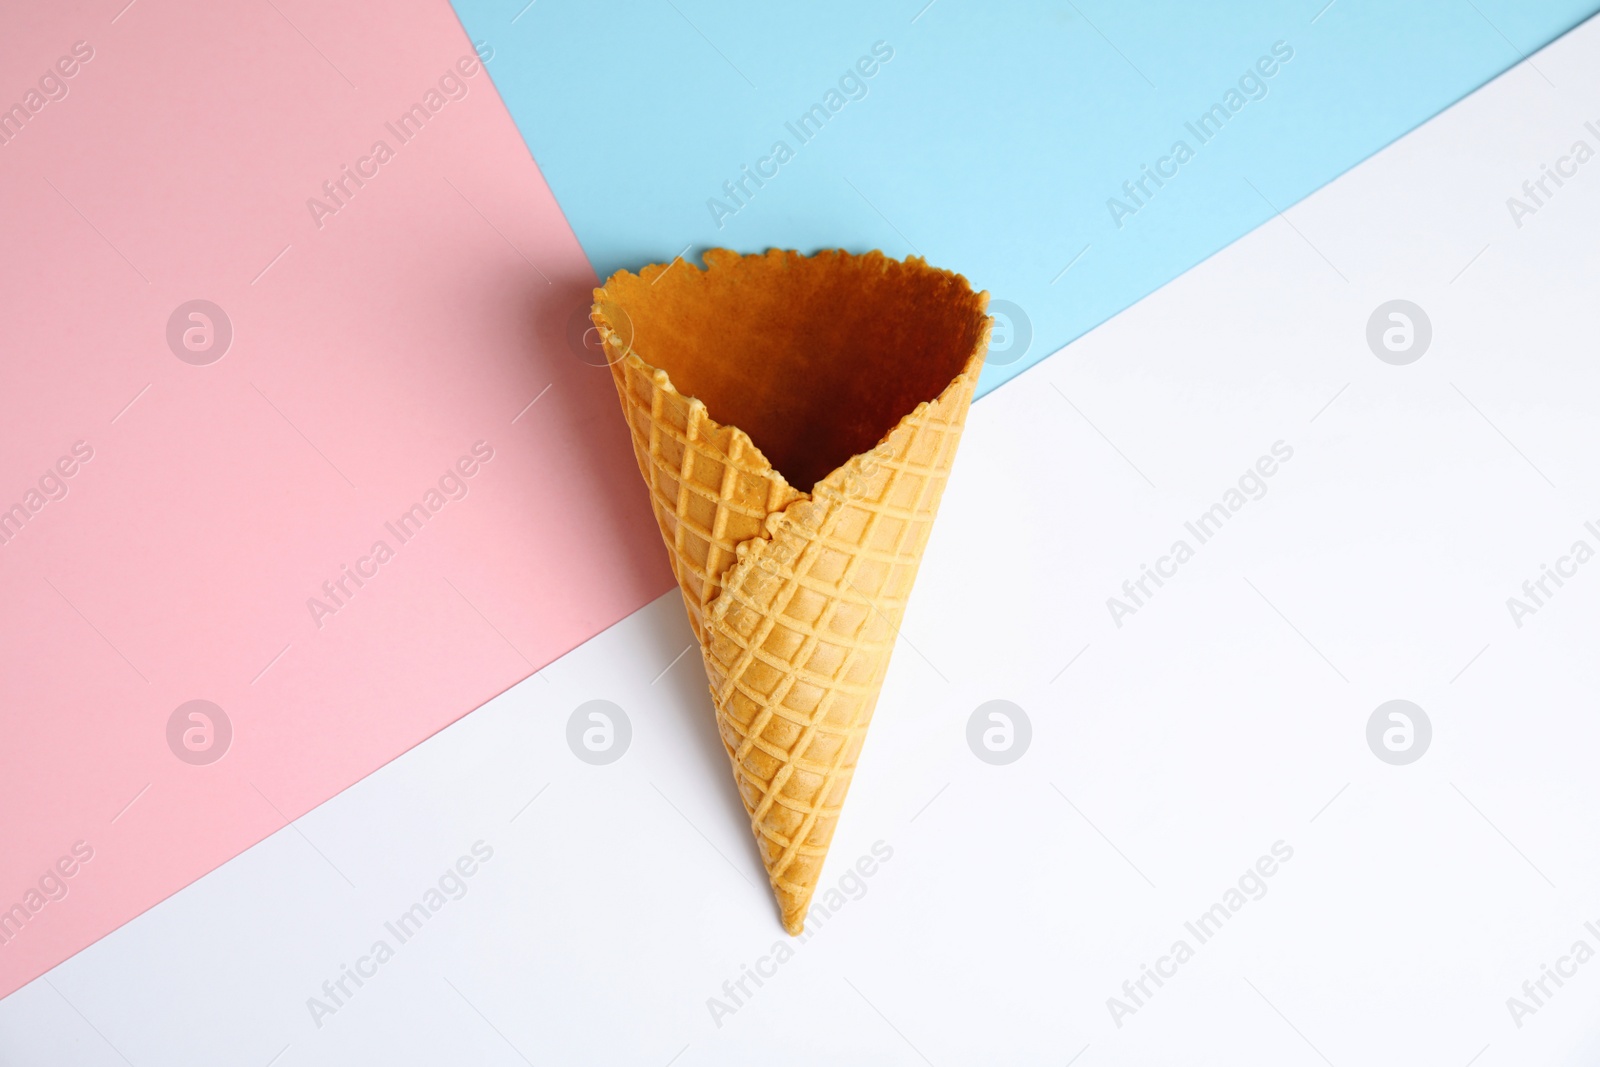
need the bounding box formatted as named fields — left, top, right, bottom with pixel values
left=454, top=0, right=1599, bottom=396
left=0, top=0, right=668, bottom=1001
left=4, top=0, right=1600, bottom=1043
left=6, top=13, right=1600, bottom=1061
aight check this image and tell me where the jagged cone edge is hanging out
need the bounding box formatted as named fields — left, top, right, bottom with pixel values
left=592, top=249, right=990, bottom=933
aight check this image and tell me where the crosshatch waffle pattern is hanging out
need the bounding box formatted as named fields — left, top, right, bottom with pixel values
left=595, top=283, right=989, bottom=934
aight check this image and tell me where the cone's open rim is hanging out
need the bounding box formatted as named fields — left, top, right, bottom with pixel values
left=591, top=249, right=991, bottom=492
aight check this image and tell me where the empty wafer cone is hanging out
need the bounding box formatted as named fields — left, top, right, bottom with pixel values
left=593, top=248, right=990, bottom=934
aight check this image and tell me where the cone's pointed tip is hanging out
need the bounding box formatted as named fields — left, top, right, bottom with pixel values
left=779, top=890, right=814, bottom=937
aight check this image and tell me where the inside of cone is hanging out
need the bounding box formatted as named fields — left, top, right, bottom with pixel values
left=597, top=250, right=989, bottom=492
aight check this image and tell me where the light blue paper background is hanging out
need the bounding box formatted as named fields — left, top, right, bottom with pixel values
left=453, top=0, right=1597, bottom=396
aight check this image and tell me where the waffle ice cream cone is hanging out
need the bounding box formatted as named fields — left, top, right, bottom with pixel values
left=592, top=249, right=990, bottom=934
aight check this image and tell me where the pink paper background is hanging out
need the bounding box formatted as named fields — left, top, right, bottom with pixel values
left=0, top=0, right=669, bottom=998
